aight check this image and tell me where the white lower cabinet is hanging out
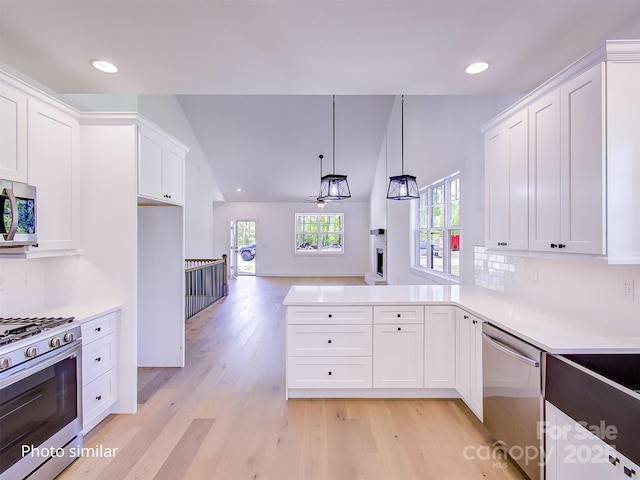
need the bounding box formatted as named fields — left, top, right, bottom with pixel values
left=286, top=306, right=373, bottom=392
left=285, top=304, right=460, bottom=398
left=455, top=308, right=483, bottom=420
left=287, top=357, right=373, bottom=389
left=81, top=311, right=118, bottom=433
left=545, top=401, right=638, bottom=480
left=372, top=306, right=424, bottom=388
left=424, top=306, right=456, bottom=388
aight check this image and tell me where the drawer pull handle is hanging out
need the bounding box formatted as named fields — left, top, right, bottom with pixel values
left=96, top=395, right=102, bottom=401
left=327, top=339, right=332, bottom=344
left=95, top=327, right=102, bottom=332
left=397, top=313, right=401, bottom=318
left=609, top=455, right=620, bottom=466
left=95, top=356, right=102, bottom=362
left=624, top=466, right=636, bottom=478
left=328, top=314, right=332, bottom=318
left=397, top=327, right=402, bottom=331
left=328, top=371, right=332, bottom=376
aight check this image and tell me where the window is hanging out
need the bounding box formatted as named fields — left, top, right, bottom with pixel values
left=416, top=173, right=460, bottom=277
left=295, top=213, right=344, bottom=253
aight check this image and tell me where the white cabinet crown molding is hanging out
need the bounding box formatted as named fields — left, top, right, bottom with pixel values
left=480, top=39, right=640, bottom=133
left=80, top=112, right=190, bottom=153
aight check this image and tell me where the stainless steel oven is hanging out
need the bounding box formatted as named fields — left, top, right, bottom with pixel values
left=0, top=318, right=82, bottom=480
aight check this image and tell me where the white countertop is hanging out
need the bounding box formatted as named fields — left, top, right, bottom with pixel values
left=283, top=284, right=640, bottom=354
left=12, top=303, right=121, bottom=325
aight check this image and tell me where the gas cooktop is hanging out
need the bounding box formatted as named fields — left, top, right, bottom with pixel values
left=0, top=317, right=76, bottom=347
left=0, top=316, right=81, bottom=374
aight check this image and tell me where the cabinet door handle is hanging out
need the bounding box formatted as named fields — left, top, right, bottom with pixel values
left=95, top=327, right=102, bottom=332
left=463, top=315, right=469, bottom=320
left=397, top=327, right=402, bottom=331
left=96, top=395, right=102, bottom=401
left=327, top=339, right=332, bottom=344
left=328, top=371, right=332, bottom=376
left=397, top=313, right=401, bottom=318
left=328, top=314, right=332, bottom=318
left=94, top=356, right=102, bottom=362
left=623, top=466, right=636, bottom=478
left=550, top=243, right=558, bottom=248
left=609, top=455, right=620, bottom=466
left=558, top=244, right=566, bottom=249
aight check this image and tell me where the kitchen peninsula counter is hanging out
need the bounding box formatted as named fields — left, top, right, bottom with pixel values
left=283, top=284, right=640, bottom=354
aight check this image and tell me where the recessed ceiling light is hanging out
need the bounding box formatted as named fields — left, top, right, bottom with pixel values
left=465, top=61, right=489, bottom=75
left=236, top=188, right=242, bottom=192
left=91, top=59, right=118, bottom=74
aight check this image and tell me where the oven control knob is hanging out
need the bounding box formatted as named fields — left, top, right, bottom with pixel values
left=50, top=337, right=62, bottom=348
left=0, top=357, right=10, bottom=370
left=25, top=346, right=38, bottom=358
left=63, top=332, right=75, bottom=343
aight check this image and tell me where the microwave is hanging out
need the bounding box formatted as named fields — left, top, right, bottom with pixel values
left=0, top=179, right=37, bottom=248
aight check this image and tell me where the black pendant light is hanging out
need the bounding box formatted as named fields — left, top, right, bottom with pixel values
left=319, top=95, right=351, bottom=201
left=387, top=95, right=419, bottom=200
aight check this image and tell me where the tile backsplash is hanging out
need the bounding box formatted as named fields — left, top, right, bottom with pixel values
left=474, top=246, right=640, bottom=332
left=474, top=246, right=522, bottom=291
left=0, top=258, right=46, bottom=315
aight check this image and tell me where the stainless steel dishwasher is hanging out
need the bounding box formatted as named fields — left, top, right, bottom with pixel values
left=482, top=323, right=544, bottom=480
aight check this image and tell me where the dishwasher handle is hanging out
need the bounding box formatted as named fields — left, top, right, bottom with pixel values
left=482, top=332, right=540, bottom=368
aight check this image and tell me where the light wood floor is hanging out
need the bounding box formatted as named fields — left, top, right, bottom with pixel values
left=59, top=276, right=526, bottom=480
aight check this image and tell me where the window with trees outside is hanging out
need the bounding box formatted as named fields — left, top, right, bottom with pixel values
left=416, top=173, right=460, bottom=278
left=295, top=213, right=344, bottom=253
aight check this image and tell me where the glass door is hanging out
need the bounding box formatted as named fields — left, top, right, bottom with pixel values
left=230, top=220, right=256, bottom=276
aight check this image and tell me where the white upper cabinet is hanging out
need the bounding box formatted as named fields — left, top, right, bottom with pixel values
left=138, top=122, right=187, bottom=205
left=528, top=90, right=562, bottom=251
left=28, top=98, right=81, bottom=252
left=0, top=72, right=81, bottom=255
left=483, top=40, right=640, bottom=263
left=484, top=109, right=529, bottom=250
left=0, top=80, right=28, bottom=182
left=529, top=65, right=604, bottom=254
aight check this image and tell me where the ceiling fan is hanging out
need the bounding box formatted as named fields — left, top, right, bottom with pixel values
left=302, top=155, right=342, bottom=208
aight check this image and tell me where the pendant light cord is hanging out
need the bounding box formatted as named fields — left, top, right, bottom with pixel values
left=401, top=94, right=405, bottom=175
left=332, top=95, right=336, bottom=174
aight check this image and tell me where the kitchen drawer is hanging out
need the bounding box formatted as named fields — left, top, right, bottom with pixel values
left=287, top=356, right=372, bottom=388
left=287, top=324, right=372, bottom=357
left=373, top=305, right=424, bottom=324
left=81, top=311, right=117, bottom=344
left=83, top=333, right=116, bottom=384
left=287, top=306, right=372, bottom=325
left=83, top=368, right=116, bottom=429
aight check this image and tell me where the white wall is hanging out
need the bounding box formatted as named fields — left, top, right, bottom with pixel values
left=137, top=95, right=222, bottom=258
left=376, top=94, right=521, bottom=285
left=212, top=201, right=370, bottom=276
left=56, top=92, right=221, bottom=259
left=45, top=124, right=139, bottom=414
left=475, top=247, right=640, bottom=333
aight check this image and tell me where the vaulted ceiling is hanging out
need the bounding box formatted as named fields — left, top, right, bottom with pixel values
left=2, top=1, right=639, bottom=202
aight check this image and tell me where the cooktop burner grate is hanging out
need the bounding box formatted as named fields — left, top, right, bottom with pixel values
left=0, top=317, right=75, bottom=346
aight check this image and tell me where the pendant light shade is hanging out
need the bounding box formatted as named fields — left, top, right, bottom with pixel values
left=319, top=95, right=351, bottom=201
left=387, top=174, right=419, bottom=199
left=387, top=95, right=419, bottom=200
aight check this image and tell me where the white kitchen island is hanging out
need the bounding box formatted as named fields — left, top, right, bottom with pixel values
left=283, top=284, right=640, bottom=402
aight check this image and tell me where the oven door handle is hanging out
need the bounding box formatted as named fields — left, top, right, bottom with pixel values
left=0, top=340, right=81, bottom=388
left=482, top=332, right=540, bottom=368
